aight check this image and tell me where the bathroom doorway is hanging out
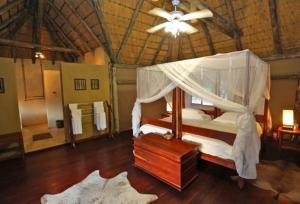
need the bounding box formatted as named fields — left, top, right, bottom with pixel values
left=16, top=60, right=66, bottom=153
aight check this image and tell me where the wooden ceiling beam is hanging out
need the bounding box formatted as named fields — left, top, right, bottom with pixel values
left=263, top=52, right=300, bottom=61
left=200, top=22, right=215, bottom=55
left=45, top=14, right=83, bottom=56
left=177, top=36, right=183, bottom=60
left=165, top=36, right=173, bottom=62
left=116, top=0, right=145, bottom=62
left=268, top=0, right=282, bottom=54
left=151, top=34, right=168, bottom=65
left=179, top=1, right=240, bottom=38
left=0, top=9, right=26, bottom=31
left=0, top=38, right=81, bottom=54
left=0, top=9, right=28, bottom=36
left=31, top=0, right=43, bottom=63
left=64, top=0, right=103, bottom=48
left=44, top=20, right=75, bottom=62
left=0, top=0, right=23, bottom=16
left=89, top=0, right=116, bottom=63
left=224, top=0, right=242, bottom=50
left=114, top=64, right=139, bottom=69
left=4, top=11, right=29, bottom=37
left=192, top=0, right=242, bottom=36
left=48, top=1, right=93, bottom=53
left=271, top=74, right=300, bottom=80
left=135, top=0, right=166, bottom=65
left=186, top=35, right=197, bottom=58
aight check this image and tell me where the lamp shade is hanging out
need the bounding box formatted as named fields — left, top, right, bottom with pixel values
left=282, top=110, right=294, bottom=127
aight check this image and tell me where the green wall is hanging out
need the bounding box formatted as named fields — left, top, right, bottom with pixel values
left=61, top=62, right=110, bottom=141
left=0, top=58, right=21, bottom=134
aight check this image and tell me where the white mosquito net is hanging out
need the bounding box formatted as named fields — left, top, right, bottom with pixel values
left=132, top=50, right=271, bottom=179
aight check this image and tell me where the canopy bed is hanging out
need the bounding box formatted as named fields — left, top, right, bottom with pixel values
left=132, top=50, right=271, bottom=188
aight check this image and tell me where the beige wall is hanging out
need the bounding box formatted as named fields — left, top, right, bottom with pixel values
left=61, top=62, right=110, bottom=141
left=117, top=84, right=136, bottom=131
left=118, top=85, right=167, bottom=132
left=269, top=58, right=300, bottom=128
left=0, top=58, right=21, bottom=134
left=116, top=68, right=166, bottom=131
left=83, top=47, right=105, bottom=65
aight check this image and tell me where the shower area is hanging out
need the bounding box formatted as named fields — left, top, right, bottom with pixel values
left=15, top=59, right=65, bottom=153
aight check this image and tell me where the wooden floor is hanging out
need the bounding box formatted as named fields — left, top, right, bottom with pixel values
left=0, top=131, right=297, bottom=204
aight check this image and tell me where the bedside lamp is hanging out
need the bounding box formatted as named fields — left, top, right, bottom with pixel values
left=282, top=110, right=294, bottom=130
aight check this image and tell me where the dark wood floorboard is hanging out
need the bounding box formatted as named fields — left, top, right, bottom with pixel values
left=0, top=132, right=298, bottom=204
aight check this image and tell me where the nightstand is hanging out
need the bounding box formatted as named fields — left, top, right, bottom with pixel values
left=277, top=126, right=300, bottom=153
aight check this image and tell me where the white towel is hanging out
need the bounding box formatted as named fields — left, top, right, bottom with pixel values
left=94, top=111, right=107, bottom=131
left=93, top=101, right=104, bottom=112
left=93, top=101, right=107, bottom=131
left=69, top=104, right=78, bottom=112
left=69, top=104, right=82, bottom=135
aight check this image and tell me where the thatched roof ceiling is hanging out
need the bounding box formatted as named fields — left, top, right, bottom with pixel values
left=0, top=0, right=299, bottom=64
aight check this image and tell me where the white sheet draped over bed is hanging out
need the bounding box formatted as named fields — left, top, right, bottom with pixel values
left=132, top=50, right=271, bottom=179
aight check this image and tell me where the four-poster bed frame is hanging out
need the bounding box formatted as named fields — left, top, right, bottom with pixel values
left=133, top=50, right=270, bottom=189
left=139, top=88, right=269, bottom=186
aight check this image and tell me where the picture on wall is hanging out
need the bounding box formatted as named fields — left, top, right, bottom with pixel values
left=0, top=78, right=4, bottom=93
left=74, top=79, right=86, bottom=90
left=91, top=79, right=100, bottom=90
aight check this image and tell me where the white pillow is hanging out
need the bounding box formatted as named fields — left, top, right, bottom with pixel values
left=214, top=112, right=241, bottom=125
left=182, top=108, right=204, bottom=115
left=182, top=108, right=211, bottom=121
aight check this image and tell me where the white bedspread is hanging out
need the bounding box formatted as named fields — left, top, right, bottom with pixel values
left=160, top=114, right=211, bottom=127
left=182, top=133, right=233, bottom=160
left=198, top=120, right=263, bottom=136
left=139, top=113, right=263, bottom=179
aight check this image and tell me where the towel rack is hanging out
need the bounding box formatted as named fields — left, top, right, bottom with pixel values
left=68, top=101, right=113, bottom=148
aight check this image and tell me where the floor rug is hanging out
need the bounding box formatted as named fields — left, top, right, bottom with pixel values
left=33, top=133, right=52, bottom=141
left=251, top=160, right=300, bottom=203
left=41, top=170, right=158, bottom=204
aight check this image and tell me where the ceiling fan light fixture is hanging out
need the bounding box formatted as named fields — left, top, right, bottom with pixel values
left=146, top=0, right=212, bottom=36
left=165, top=20, right=186, bottom=37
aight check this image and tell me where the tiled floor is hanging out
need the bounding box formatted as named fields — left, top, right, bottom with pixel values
left=22, top=123, right=66, bottom=153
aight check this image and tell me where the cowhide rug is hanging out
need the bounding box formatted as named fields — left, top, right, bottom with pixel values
left=251, top=160, right=300, bottom=203
left=41, top=170, right=158, bottom=204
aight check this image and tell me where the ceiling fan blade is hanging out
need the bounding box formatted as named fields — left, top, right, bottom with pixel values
left=148, top=8, right=172, bottom=19
left=180, top=9, right=213, bottom=21
left=146, top=22, right=169, bottom=33
left=179, top=22, right=198, bottom=34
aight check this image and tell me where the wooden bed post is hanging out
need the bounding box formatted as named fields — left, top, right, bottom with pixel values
left=182, top=91, right=185, bottom=108
left=263, top=99, right=269, bottom=136
left=172, top=89, right=177, bottom=136
left=178, top=88, right=182, bottom=139
left=172, top=88, right=183, bottom=139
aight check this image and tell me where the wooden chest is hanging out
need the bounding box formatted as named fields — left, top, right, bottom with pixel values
left=133, top=133, right=198, bottom=191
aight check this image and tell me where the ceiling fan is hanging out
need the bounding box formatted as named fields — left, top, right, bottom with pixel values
left=146, top=0, right=213, bottom=37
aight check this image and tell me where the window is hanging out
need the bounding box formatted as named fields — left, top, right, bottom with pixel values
left=74, top=79, right=86, bottom=90
left=91, top=79, right=100, bottom=90
left=191, top=96, right=202, bottom=104
left=191, top=96, right=213, bottom=106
